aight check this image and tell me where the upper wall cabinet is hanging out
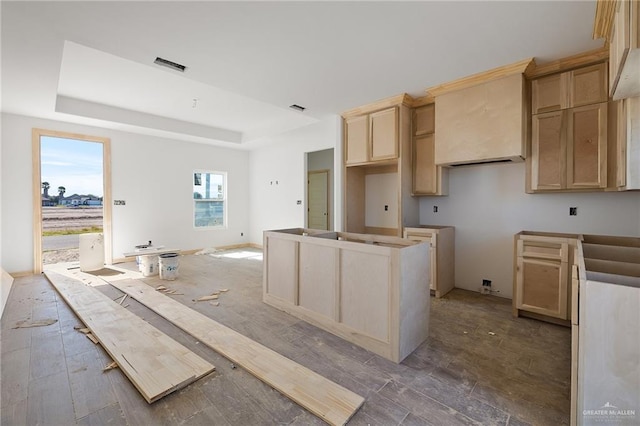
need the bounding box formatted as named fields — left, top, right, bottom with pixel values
left=531, top=63, right=607, bottom=114
left=429, top=59, right=533, bottom=166
left=342, top=94, right=419, bottom=237
left=344, top=107, right=398, bottom=165
left=608, top=0, right=640, bottom=100
left=529, top=62, right=611, bottom=193
left=411, top=103, right=448, bottom=196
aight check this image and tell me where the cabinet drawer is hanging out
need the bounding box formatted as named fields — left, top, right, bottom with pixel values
left=517, top=238, right=568, bottom=262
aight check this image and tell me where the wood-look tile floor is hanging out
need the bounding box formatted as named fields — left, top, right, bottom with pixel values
left=1, top=249, right=571, bottom=425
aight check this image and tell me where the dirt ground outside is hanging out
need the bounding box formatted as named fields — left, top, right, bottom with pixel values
left=42, top=206, right=103, bottom=264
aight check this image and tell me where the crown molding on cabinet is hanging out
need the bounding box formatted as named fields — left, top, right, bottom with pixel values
left=528, top=46, right=609, bottom=79
left=425, top=58, right=535, bottom=98
left=341, top=93, right=414, bottom=118
left=593, top=0, right=618, bottom=40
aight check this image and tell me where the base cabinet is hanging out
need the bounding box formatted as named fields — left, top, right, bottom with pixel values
left=513, top=232, right=578, bottom=323
left=404, top=226, right=455, bottom=298
left=263, top=228, right=430, bottom=363
left=572, top=235, right=640, bottom=426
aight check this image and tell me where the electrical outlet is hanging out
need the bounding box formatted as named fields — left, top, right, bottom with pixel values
left=296, top=200, right=302, bottom=205
left=114, top=200, right=125, bottom=205
left=569, top=207, right=577, bottom=216
left=384, top=205, right=388, bottom=211
left=481, top=279, right=492, bottom=295
left=433, top=206, right=438, bottom=213
left=241, top=232, right=244, bottom=237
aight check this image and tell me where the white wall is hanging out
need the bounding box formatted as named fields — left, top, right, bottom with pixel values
left=1, top=113, right=250, bottom=274
left=365, top=172, right=399, bottom=228
left=418, top=162, right=640, bottom=298
left=249, top=116, right=342, bottom=244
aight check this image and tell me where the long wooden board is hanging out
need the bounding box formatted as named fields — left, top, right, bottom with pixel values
left=108, top=278, right=365, bottom=426
left=44, top=271, right=215, bottom=403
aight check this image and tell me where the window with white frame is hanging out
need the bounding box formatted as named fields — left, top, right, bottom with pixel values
left=193, top=171, right=226, bottom=228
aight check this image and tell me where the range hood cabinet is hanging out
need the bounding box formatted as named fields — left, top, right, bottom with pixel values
left=434, top=73, right=527, bottom=167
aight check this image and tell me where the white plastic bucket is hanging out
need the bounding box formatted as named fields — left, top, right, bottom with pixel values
left=159, top=253, right=179, bottom=280
left=139, top=255, right=159, bottom=277
left=79, top=233, right=104, bottom=272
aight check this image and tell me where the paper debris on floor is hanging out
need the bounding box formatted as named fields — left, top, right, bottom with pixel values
left=12, top=318, right=58, bottom=329
left=103, top=361, right=119, bottom=372
left=488, top=331, right=496, bottom=336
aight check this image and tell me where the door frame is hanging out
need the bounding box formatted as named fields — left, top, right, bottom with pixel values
left=307, top=169, right=330, bottom=230
left=32, top=128, right=113, bottom=273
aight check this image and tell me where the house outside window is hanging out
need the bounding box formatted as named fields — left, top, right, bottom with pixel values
left=193, top=171, right=226, bottom=228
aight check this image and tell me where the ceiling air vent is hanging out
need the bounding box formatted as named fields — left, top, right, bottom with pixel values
left=289, top=104, right=306, bottom=112
left=154, top=57, right=187, bottom=72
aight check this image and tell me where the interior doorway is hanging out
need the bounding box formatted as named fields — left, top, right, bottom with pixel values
left=32, top=129, right=112, bottom=273
left=306, top=149, right=334, bottom=231
left=308, top=170, right=329, bottom=230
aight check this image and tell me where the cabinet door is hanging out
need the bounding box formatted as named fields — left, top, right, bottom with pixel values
left=413, top=104, right=435, bottom=136
left=404, top=232, right=436, bottom=291
left=609, top=0, right=631, bottom=96
left=413, top=134, right=437, bottom=194
left=516, top=239, right=569, bottom=320
left=531, top=110, right=566, bottom=190
left=569, top=63, right=608, bottom=108
left=370, top=108, right=398, bottom=161
left=567, top=103, right=608, bottom=189
left=532, top=73, right=569, bottom=114
left=345, top=115, right=368, bottom=165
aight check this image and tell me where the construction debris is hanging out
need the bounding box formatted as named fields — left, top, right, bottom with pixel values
left=195, top=295, right=218, bottom=302
left=12, top=318, right=58, bottom=329
left=156, top=285, right=167, bottom=291
left=103, top=361, right=119, bottom=372
left=119, top=294, right=128, bottom=305
left=86, top=333, right=99, bottom=344
left=210, top=301, right=220, bottom=307
left=488, top=331, right=496, bottom=336
left=74, top=326, right=92, bottom=334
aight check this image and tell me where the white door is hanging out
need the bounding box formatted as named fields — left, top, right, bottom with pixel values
left=308, top=171, right=329, bottom=230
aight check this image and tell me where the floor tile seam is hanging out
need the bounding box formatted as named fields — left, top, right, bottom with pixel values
left=74, top=401, right=124, bottom=424
left=407, top=373, right=512, bottom=423
left=49, top=286, right=93, bottom=423
left=380, top=379, right=483, bottom=426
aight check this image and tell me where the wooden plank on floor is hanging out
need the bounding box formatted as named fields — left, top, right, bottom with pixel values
left=108, top=278, right=365, bottom=426
left=43, top=271, right=215, bottom=403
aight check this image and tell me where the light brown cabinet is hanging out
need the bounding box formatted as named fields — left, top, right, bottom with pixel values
left=411, top=103, right=448, bottom=196
left=609, top=0, right=640, bottom=100
left=531, top=103, right=608, bottom=191
left=342, top=94, right=418, bottom=237
left=263, top=228, right=430, bottom=363
left=529, top=62, right=609, bottom=193
left=513, top=232, right=577, bottom=323
left=344, top=107, right=398, bottom=165
left=370, top=108, right=398, bottom=161
left=344, top=115, right=368, bottom=164
left=404, top=226, right=455, bottom=298
left=531, top=63, right=607, bottom=114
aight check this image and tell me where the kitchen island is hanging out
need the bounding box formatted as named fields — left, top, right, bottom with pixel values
left=263, top=228, right=430, bottom=363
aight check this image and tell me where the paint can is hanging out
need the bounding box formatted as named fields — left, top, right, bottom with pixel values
left=79, top=233, right=104, bottom=272
left=159, top=253, right=179, bottom=280
left=139, top=255, right=159, bottom=277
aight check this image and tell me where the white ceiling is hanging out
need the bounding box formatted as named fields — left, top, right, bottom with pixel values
left=1, top=1, right=604, bottom=150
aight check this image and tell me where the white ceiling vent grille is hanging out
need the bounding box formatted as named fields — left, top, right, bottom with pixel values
left=154, top=57, right=187, bottom=72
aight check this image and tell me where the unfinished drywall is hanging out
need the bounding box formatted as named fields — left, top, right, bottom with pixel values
left=1, top=113, right=250, bottom=274
left=249, top=117, right=342, bottom=244
left=419, top=162, right=640, bottom=298
left=365, top=172, right=399, bottom=229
